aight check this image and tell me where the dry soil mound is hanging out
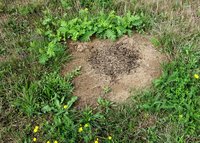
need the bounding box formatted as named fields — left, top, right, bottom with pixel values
left=62, top=34, right=167, bottom=107
left=89, top=42, right=140, bottom=79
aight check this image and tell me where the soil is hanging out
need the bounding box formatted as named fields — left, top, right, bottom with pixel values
left=89, top=42, right=140, bottom=79
left=62, top=34, right=168, bottom=108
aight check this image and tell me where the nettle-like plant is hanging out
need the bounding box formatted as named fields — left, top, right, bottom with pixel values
left=33, top=9, right=146, bottom=64
left=57, top=9, right=144, bottom=41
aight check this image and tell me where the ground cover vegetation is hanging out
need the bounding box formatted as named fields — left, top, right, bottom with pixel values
left=0, top=0, right=199, bottom=143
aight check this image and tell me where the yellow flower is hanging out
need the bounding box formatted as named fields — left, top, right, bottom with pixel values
left=33, top=137, right=37, bottom=142
left=54, top=141, right=58, bottom=143
left=47, top=141, right=50, bottom=143
left=94, top=138, right=99, bottom=143
left=108, top=136, right=112, bottom=140
left=78, top=127, right=83, bottom=133
left=63, top=105, right=68, bottom=109
left=84, top=123, right=89, bottom=128
left=194, top=74, right=199, bottom=79
left=33, top=126, right=39, bottom=133
left=33, top=129, right=38, bottom=133
left=33, top=128, right=38, bottom=133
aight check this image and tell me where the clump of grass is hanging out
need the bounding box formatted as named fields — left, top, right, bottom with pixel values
left=14, top=71, right=78, bottom=116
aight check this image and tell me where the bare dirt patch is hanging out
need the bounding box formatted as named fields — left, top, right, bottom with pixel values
left=89, top=42, right=140, bottom=79
left=62, top=34, right=167, bottom=107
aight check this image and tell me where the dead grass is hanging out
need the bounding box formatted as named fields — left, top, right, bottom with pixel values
left=135, top=0, right=200, bottom=38
left=5, top=0, right=47, bottom=8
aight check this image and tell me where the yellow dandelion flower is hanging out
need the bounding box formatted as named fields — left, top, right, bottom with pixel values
left=47, top=141, right=50, bottom=143
left=33, top=129, right=38, bottom=133
left=108, top=136, right=112, bottom=140
left=84, top=123, right=89, bottom=128
left=33, top=137, right=37, bottom=142
left=54, top=140, right=58, bottom=143
left=33, top=126, right=39, bottom=133
left=33, top=128, right=38, bottom=133
left=35, top=126, right=39, bottom=129
left=78, top=127, right=83, bottom=133
left=94, top=138, right=99, bottom=143
left=63, top=105, right=68, bottom=109
left=194, top=74, right=199, bottom=79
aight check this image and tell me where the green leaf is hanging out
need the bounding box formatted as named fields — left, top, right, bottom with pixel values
left=104, top=29, right=116, bottom=40
left=80, top=31, right=94, bottom=41
left=150, top=37, right=161, bottom=47
left=67, top=96, right=78, bottom=108
left=116, top=26, right=126, bottom=37
left=39, top=54, right=49, bottom=64
left=47, top=46, right=55, bottom=57
left=41, top=105, right=52, bottom=113
left=131, top=15, right=143, bottom=26
left=60, top=0, right=71, bottom=9
left=54, top=99, right=61, bottom=108
left=47, top=41, right=57, bottom=57
left=42, top=18, right=51, bottom=25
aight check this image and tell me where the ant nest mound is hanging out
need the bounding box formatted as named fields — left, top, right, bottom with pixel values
left=89, top=43, right=140, bottom=79
left=62, top=34, right=167, bottom=108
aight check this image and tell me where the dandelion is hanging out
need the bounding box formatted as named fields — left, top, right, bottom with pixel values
left=108, top=136, right=112, bottom=140
left=54, top=140, right=58, bottom=143
left=194, top=74, right=199, bottom=79
left=94, top=138, right=99, bottom=143
left=63, top=105, right=68, bottom=109
left=33, top=126, right=39, bottom=133
left=84, top=123, right=89, bottom=128
left=78, top=127, right=83, bottom=133
left=33, top=137, right=37, bottom=142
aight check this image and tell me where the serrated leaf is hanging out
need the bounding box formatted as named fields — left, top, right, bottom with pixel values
left=80, top=31, right=94, bottom=41
left=39, top=54, right=49, bottom=64
left=131, top=15, right=143, bottom=26
left=104, top=29, right=116, bottom=40
left=47, top=46, right=55, bottom=57
left=116, top=26, right=126, bottom=37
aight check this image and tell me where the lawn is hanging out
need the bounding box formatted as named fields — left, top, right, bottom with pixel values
left=0, top=0, right=200, bottom=143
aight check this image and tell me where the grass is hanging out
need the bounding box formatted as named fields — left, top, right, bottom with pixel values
left=0, top=0, right=200, bottom=142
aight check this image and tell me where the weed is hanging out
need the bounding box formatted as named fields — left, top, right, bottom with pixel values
left=102, top=86, right=112, bottom=94
left=34, top=9, right=146, bottom=64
